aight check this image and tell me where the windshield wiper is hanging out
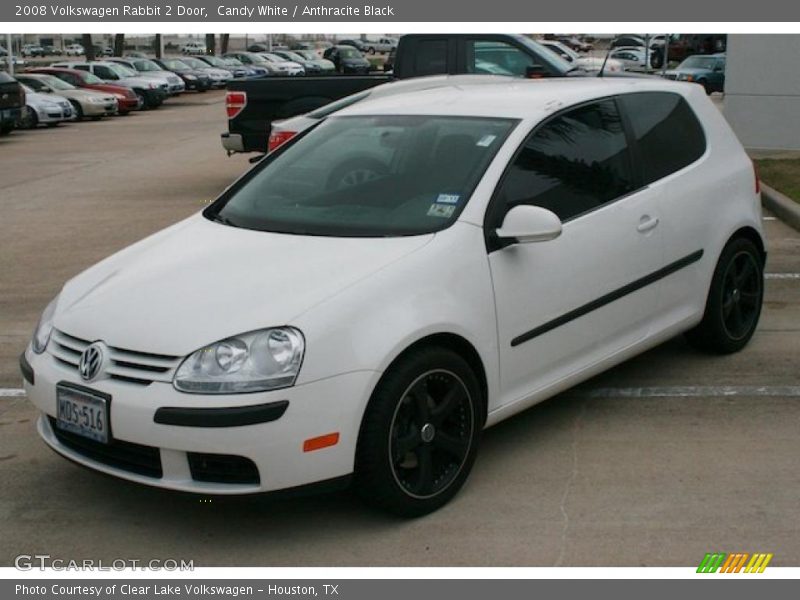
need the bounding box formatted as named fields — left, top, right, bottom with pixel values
left=209, top=212, right=240, bottom=228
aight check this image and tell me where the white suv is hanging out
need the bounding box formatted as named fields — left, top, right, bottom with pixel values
left=23, top=78, right=764, bottom=516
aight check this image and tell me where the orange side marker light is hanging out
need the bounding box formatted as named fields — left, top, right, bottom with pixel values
left=303, top=432, right=340, bottom=452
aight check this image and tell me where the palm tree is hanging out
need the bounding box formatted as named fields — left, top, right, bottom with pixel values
left=82, top=34, right=95, bottom=60
left=113, top=34, right=125, bottom=57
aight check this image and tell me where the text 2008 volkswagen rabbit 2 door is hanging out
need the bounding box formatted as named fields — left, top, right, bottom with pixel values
left=22, top=78, right=764, bottom=516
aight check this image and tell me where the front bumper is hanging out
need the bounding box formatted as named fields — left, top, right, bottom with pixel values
left=36, top=105, right=73, bottom=123
left=24, top=345, right=378, bottom=495
left=82, top=101, right=118, bottom=117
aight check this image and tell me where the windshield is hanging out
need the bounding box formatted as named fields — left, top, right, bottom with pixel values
left=181, top=57, right=209, bottom=69
left=134, top=60, right=162, bottom=72
left=338, top=47, right=362, bottom=59
left=284, top=52, right=306, bottom=62
left=680, top=56, right=718, bottom=70
left=223, top=58, right=243, bottom=66
left=296, top=50, right=317, bottom=61
left=109, top=64, right=137, bottom=78
left=208, top=115, right=516, bottom=237
left=246, top=53, right=270, bottom=64
left=80, top=72, right=104, bottom=84
left=37, top=75, right=74, bottom=90
left=163, top=59, right=190, bottom=70
left=203, top=56, right=226, bottom=67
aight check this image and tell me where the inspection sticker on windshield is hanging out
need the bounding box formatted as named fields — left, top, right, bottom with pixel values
left=435, top=193, right=460, bottom=205
left=428, top=204, right=456, bottom=218
left=476, top=135, right=497, bottom=147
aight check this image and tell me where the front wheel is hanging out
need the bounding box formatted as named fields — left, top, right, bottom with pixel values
left=355, top=347, right=482, bottom=517
left=685, top=237, right=763, bottom=354
left=70, top=100, right=84, bottom=121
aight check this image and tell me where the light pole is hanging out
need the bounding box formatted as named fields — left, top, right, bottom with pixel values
left=6, top=33, right=13, bottom=76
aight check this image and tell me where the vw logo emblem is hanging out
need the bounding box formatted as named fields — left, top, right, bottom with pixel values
left=79, top=342, right=105, bottom=381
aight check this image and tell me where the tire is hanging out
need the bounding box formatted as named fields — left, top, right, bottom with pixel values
left=368, top=47, right=376, bottom=55
left=135, top=91, right=147, bottom=108
left=685, top=237, right=763, bottom=354
left=70, top=100, right=83, bottom=121
left=20, top=106, right=38, bottom=129
left=698, top=79, right=711, bottom=95
left=355, top=346, right=482, bottom=517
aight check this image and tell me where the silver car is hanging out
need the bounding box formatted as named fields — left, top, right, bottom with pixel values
left=107, top=57, right=185, bottom=95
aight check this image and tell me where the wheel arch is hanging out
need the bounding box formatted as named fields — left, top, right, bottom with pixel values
left=729, top=225, right=767, bottom=266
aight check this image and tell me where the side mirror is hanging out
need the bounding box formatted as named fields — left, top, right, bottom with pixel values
left=496, top=205, right=562, bottom=244
left=525, top=65, right=547, bottom=79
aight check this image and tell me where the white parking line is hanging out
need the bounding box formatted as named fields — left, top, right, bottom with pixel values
left=763, top=216, right=777, bottom=221
left=0, top=389, right=25, bottom=398
left=586, top=385, right=800, bottom=398
left=765, top=273, right=800, bottom=279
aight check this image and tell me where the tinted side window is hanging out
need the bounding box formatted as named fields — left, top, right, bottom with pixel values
left=493, top=100, right=634, bottom=223
left=414, top=40, right=447, bottom=76
left=620, top=92, right=706, bottom=184
left=467, top=40, right=540, bottom=77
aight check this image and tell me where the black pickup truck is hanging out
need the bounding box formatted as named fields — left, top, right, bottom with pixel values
left=222, top=34, right=584, bottom=154
left=0, top=70, right=25, bottom=135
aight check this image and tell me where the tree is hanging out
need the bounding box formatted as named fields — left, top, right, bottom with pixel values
left=113, top=34, right=125, bottom=56
left=205, top=34, right=216, bottom=55
left=220, top=34, right=230, bottom=54
left=153, top=34, right=162, bottom=58
left=82, top=34, right=95, bottom=60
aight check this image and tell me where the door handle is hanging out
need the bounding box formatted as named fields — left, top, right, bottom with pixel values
left=637, top=215, right=659, bottom=233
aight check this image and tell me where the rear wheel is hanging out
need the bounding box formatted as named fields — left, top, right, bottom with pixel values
left=20, top=107, right=38, bottom=129
left=355, top=347, right=482, bottom=517
left=685, top=237, right=763, bottom=354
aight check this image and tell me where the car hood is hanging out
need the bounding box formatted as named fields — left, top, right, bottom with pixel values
left=26, top=91, right=66, bottom=107
left=66, top=88, right=114, bottom=101
left=54, top=214, right=433, bottom=356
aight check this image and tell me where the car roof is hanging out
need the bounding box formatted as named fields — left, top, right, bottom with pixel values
left=339, top=77, right=697, bottom=120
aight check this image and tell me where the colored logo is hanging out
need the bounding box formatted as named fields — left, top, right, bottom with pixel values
left=697, top=552, right=773, bottom=573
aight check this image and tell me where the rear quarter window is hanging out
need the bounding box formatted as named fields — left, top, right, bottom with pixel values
left=619, top=91, right=706, bottom=184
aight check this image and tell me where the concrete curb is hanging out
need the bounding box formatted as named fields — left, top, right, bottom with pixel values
left=762, top=183, right=800, bottom=232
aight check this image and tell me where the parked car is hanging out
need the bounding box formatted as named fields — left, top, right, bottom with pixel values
left=540, top=40, right=623, bottom=73
left=23, top=78, right=765, bottom=516
left=338, top=39, right=367, bottom=53
left=556, top=36, right=592, bottom=52
left=14, top=73, right=117, bottom=120
left=193, top=55, right=255, bottom=78
left=323, top=45, right=371, bottom=74
left=293, top=50, right=336, bottom=74
left=107, top=57, right=185, bottom=95
left=152, top=58, right=212, bottom=92
left=608, top=47, right=649, bottom=70
left=29, top=67, right=141, bottom=114
left=259, top=53, right=305, bottom=76
left=180, top=41, right=206, bottom=55
left=272, top=50, right=326, bottom=75
left=663, top=54, right=726, bottom=94
left=42, top=45, right=64, bottom=56
left=363, top=37, right=398, bottom=54
left=18, top=83, right=73, bottom=128
left=21, top=44, right=45, bottom=58
left=51, top=61, right=168, bottom=108
left=222, top=52, right=279, bottom=76
left=64, top=44, right=85, bottom=56
left=0, top=70, right=25, bottom=135
left=180, top=56, right=234, bottom=87
left=124, top=51, right=150, bottom=59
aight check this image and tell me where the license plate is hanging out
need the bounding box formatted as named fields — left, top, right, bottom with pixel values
left=56, top=385, right=109, bottom=444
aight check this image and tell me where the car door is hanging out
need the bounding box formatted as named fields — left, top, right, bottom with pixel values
left=486, top=98, right=665, bottom=407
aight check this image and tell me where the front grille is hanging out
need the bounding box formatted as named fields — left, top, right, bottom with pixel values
left=188, top=452, right=260, bottom=484
left=49, top=417, right=163, bottom=478
left=664, top=73, right=678, bottom=80
left=49, top=329, right=181, bottom=386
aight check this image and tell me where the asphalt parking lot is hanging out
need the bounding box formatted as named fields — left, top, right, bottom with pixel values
left=1, top=92, right=799, bottom=567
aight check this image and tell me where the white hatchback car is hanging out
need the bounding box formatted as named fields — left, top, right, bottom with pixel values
left=23, top=78, right=765, bottom=516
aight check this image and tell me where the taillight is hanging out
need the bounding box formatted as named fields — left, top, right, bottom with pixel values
left=225, top=91, right=247, bottom=119
left=268, top=130, right=296, bottom=153
left=752, top=161, right=761, bottom=194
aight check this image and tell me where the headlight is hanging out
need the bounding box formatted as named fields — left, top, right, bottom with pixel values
left=113, top=93, right=126, bottom=100
left=32, top=295, right=59, bottom=354
left=88, top=97, right=106, bottom=103
left=185, top=74, right=197, bottom=80
left=148, top=82, right=157, bottom=89
left=174, top=327, right=305, bottom=394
